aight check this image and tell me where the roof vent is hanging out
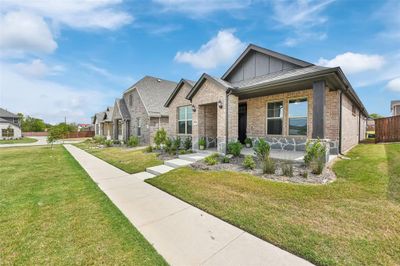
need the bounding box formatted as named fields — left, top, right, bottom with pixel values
left=157, top=79, right=161, bottom=82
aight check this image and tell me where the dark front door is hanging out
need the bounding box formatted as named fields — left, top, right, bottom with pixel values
left=238, top=103, right=247, bottom=143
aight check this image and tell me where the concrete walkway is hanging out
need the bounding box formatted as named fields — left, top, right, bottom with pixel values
left=0, top=136, right=84, bottom=148
left=64, top=144, right=313, bottom=266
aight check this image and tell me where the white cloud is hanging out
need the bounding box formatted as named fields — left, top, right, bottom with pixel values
left=174, top=29, right=246, bottom=69
left=0, top=11, right=57, bottom=56
left=317, top=52, right=385, bottom=74
left=153, top=0, right=250, bottom=16
left=80, top=62, right=134, bottom=84
left=1, top=0, right=133, bottom=30
left=0, top=63, right=114, bottom=124
left=387, top=77, right=400, bottom=92
left=13, top=59, right=65, bottom=77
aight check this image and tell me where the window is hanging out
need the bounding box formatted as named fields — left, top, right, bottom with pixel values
left=137, top=118, right=141, bottom=136
left=117, top=120, right=122, bottom=136
left=267, top=101, right=283, bottom=135
left=178, top=106, right=192, bottom=134
left=289, top=98, right=308, bottom=136
left=129, top=94, right=133, bottom=107
left=2, top=128, right=14, bottom=137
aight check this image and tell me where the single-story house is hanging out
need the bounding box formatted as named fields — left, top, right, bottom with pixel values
left=113, top=76, right=177, bottom=144
left=165, top=44, right=368, bottom=154
left=101, top=106, right=114, bottom=140
left=0, top=107, right=22, bottom=139
left=391, top=100, right=400, bottom=116
left=92, top=111, right=105, bottom=136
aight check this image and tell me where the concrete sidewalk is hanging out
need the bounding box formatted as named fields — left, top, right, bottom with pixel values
left=0, top=136, right=84, bottom=148
left=64, top=144, right=313, bottom=266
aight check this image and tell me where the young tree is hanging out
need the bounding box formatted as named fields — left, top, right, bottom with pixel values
left=369, top=113, right=384, bottom=119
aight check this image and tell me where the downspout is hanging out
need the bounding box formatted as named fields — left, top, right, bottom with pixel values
left=339, top=91, right=343, bottom=154
left=358, top=111, right=361, bottom=143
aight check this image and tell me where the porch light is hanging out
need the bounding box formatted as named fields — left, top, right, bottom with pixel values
left=192, top=104, right=196, bottom=112
left=218, top=100, right=223, bottom=109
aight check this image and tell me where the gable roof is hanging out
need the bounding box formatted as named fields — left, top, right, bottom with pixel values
left=221, top=44, right=313, bottom=80
left=124, top=76, right=177, bottom=117
left=0, top=107, right=19, bottom=118
left=93, top=112, right=105, bottom=124
left=103, top=106, right=114, bottom=122
left=116, top=98, right=130, bottom=120
left=164, top=78, right=195, bottom=107
left=186, top=73, right=233, bottom=101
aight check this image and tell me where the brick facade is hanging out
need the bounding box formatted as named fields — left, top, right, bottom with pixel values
left=167, top=82, right=192, bottom=137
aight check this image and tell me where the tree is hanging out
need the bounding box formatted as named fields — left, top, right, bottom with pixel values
left=20, top=115, right=46, bottom=132
left=369, top=113, right=384, bottom=119
left=47, top=123, right=69, bottom=148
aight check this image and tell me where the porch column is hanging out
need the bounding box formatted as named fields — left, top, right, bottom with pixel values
left=312, top=80, right=325, bottom=139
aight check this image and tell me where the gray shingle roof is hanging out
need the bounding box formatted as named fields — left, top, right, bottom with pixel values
left=0, top=107, right=19, bottom=118
left=94, top=112, right=105, bottom=123
left=103, top=106, right=114, bottom=122
left=231, top=65, right=330, bottom=90
left=125, top=76, right=177, bottom=116
left=117, top=99, right=130, bottom=120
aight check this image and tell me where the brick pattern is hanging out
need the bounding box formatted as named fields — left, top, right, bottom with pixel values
left=245, top=89, right=313, bottom=138
left=167, top=83, right=192, bottom=137
left=324, top=89, right=340, bottom=140
left=341, top=93, right=361, bottom=152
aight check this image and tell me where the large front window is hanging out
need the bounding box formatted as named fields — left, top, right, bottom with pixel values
left=267, top=101, right=283, bottom=135
left=178, top=106, right=192, bottom=134
left=289, top=98, right=308, bottom=135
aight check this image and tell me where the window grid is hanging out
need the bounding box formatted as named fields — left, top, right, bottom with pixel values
left=266, top=101, right=283, bottom=135
left=178, top=106, right=192, bottom=135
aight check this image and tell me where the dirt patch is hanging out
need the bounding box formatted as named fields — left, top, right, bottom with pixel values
left=190, top=155, right=336, bottom=185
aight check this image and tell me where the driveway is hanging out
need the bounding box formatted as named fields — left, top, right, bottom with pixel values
left=0, top=136, right=85, bottom=148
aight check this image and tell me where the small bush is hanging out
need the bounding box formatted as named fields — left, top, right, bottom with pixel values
left=301, top=171, right=308, bottom=178
left=184, top=137, right=192, bottom=150
left=204, top=153, right=219, bottom=165
left=173, top=137, right=181, bottom=150
left=243, top=155, right=256, bottom=169
left=187, top=149, right=193, bottom=154
left=263, top=157, right=275, bottom=174
left=221, top=156, right=230, bottom=163
left=254, top=139, right=270, bottom=161
left=227, top=141, right=243, bottom=157
left=244, top=137, right=252, bottom=147
left=93, top=135, right=106, bottom=144
left=113, top=140, right=120, bottom=145
left=154, top=128, right=167, bottom=148
left=104, top=140, right=113, bottom=147
left=198, top=137, right=206, bottom=149
left=304, top=139, right=327, bottom=175
left=127, top=136, right=139, bottom=147
left=282, top=163, right=294, bottom=177
left=145, top=145, right=153, bottom=153
left=164, top=137, right=172, bottom=152
left=179, top=149, right=187, bottom=155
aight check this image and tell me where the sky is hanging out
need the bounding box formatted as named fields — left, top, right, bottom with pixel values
left=0, top=0, right=399, bottom=124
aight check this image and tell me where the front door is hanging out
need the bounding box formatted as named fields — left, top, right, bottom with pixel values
left=238, top=103, right=247, bottom=143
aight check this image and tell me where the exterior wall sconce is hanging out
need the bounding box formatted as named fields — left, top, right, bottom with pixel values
left=192, top=104, right=196, bottom=112
left=218, top=100, right=223, bottom=109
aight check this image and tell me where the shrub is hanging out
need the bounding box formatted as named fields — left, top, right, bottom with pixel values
left=244, top=137, right=252, bottom=147
left=113, top=140, right=120, bottom=145
left=301, top=171, right=308, bottom=178
left=127, top=136, right=139, bottom=147
left=198, top=137, right=206, bottom=149
left=204, top=153, right=219, bottom=165
left=145, top=145, right=153, bottom=153
left=173, top=137, right=181, bottom=150
left=263, top=157, right=275, bottom=174
left=227, top=141, right=242, bottom=157
left=221, top=156, right=230, bottom=163
left=184, top=137, right=192, bottom=150
left=104, top=140, right=113, bottom=147
left=164, top=137, right=172, bottom=153
left=304, top=139, right=327, bottom=175
left=282, top=163, right=294, bottom=177
left=243, top=155, right=256, bottom=169
left=154, top=128, right=167, bottom=148
left=179, top=149, right=187, bottom=155
left=93, top=135, right=106, bottom=144
left=254, top=139, right=270, bottom=161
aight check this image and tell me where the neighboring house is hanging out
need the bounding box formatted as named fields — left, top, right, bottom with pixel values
left=120, top=76, right=177, bottom=145
left=391, top=100, right=400, bottom=116
left=112, top=98, right=131, bottom=141
left=77, top=124, right=92, bottom=131
left=101, top=106, right=114, bottom=140
left=166, top=44, right=368, bottom=154
left=0, top=107, right=22, bottom=139
left=92, top=112, right=105, bottom=136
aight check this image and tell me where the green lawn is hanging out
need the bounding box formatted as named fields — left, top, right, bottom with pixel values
left=0, top=146, right=166, bottom=265
left=0, top=137, right=37, bottom=144
left=75, top=142, right=162, bottom=174
left=147, top=143, right=400, bottom=266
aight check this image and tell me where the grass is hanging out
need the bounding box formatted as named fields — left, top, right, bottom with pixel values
left=0, top=146, right=166, bottom=265
left=0, top=137, right=37, bottom=144
left=75, top=142, right=162, bottom=174
left=147, top=143, right=400, bottom=265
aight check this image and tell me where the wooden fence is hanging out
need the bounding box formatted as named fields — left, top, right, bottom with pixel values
left=375, top=116, right=400, bottom=143
left=23, top=131, right=94, bottom=138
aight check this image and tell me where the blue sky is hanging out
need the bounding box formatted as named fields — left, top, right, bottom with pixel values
left=0, top=0, right=399, bottom=123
